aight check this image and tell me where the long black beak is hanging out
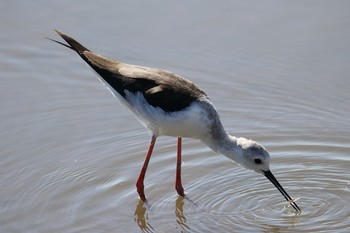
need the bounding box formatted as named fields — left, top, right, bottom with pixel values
left=263, top=170, right=301, bottom=213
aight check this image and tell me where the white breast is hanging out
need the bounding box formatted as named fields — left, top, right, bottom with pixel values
left=124, top=90, right=214, bottom=138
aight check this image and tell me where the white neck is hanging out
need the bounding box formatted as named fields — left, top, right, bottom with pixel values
left=196, top=99, right=243, bottom=165
left=200, top=124, right=242, bottom=164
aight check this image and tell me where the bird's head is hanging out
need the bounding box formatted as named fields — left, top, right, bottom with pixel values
left=237, top=137, right=270, bottom=173
left=235, top=137, right=301, bottom=213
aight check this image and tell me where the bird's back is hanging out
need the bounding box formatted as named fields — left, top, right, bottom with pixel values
left=51, top=31, right=217, bottom=138
left=52, top=30, right=207, bottom=113
left=84, top=51, right=207, bottom=112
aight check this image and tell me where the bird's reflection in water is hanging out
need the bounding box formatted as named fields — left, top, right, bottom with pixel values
left=134, top=199, right=154, bottom=233
left=134, top=196, right=193, bottom=232
left=175, top=196, right=191, bottom=232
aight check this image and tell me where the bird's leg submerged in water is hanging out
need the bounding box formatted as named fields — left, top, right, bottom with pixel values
left=175, top=137, right=185, bottom=197
left=136, top=135, right=157, bottom=201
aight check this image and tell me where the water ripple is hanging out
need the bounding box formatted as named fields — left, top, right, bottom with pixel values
left=134, top=154, right=350, bottom=232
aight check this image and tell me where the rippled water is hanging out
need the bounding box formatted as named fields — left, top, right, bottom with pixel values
left=1, top=1, right=350, bottom=232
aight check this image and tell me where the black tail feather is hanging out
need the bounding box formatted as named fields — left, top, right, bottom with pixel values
left=46, top=30, right=90, bottom=54
left=45, top=36, right=73, bottom=50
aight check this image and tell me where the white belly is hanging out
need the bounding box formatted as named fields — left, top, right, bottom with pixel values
left=92, top=75, right=216, bottom=139
left=124, top=91, right=213, bottom=138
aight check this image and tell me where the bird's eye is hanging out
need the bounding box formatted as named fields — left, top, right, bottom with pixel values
left=254, top=158, right=262, bottom=164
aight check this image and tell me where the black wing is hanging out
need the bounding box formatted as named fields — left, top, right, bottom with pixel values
left=49, top=30, right=207, bottom=112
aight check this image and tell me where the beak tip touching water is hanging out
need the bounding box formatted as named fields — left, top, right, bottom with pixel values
left=263, top=170, right=301, bottom=213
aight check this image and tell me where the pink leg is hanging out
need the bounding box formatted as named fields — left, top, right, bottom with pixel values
left=175, top=137, right=185, bottom=197
left=136, top=135, right=157, bottom=201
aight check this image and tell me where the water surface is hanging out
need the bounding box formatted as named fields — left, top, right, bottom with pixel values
left=1, top=1, right=350, bottom=232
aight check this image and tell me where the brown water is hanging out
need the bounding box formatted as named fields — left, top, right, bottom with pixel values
left=1, top=1, right=350, bottom=232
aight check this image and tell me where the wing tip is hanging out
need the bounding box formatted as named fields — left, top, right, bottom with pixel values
left=49, top=29, right=90, bottom=54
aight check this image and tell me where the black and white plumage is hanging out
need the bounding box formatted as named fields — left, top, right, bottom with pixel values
left=48, top=30, right=300, bottom=213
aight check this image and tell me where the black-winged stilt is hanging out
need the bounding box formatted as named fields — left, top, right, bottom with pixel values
left=48, top=30, right=301, bottom=213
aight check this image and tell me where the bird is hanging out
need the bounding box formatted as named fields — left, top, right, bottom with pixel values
left=48, top=30, right=301, bottom=213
